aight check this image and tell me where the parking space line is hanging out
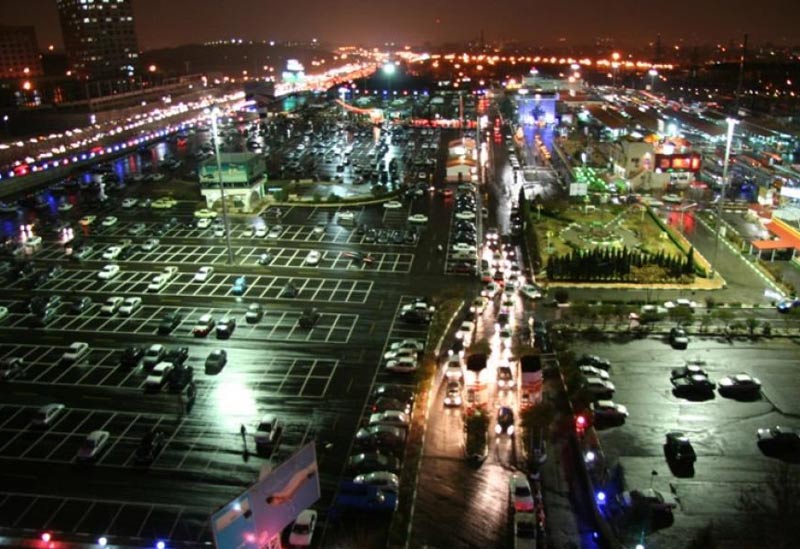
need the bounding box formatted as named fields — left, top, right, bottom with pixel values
left=41, top=498, right=68, bottom=530
left=11, top=497, right=40, bottom=528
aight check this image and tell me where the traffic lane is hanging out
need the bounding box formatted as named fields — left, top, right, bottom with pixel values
left=682, top=213, right=770, bottom=303
left=573, top=337, right=800, bottom=547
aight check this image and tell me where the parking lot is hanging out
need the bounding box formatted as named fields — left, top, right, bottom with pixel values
left=574, top=336, right=800, bottom=547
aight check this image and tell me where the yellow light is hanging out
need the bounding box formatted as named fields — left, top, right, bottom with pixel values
left=22, top=81, right=31, bottom=91
left=612, top=52, right=621, bottom=61
left=148, top=64, right=157, bottom=72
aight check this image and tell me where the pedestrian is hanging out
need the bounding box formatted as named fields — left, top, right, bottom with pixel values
left=240, top=424, right=247, bottom=439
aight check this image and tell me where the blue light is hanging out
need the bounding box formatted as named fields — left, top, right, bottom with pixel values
left=596, top=491, right=606, bottom=504
left=156, top=542, right=166, bottom=549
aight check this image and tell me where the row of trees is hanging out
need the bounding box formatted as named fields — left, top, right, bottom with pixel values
left=547, top=246, right=695, bottom=282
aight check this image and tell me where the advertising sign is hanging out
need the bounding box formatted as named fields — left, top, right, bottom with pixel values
left=211, top=443, right=320, bottom=548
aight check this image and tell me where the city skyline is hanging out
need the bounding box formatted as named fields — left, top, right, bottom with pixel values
left=1, top=0, right=799, bottom=52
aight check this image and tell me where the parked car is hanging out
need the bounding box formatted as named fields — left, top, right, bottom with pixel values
left=757, top=426, right=800, bottom=453
left=590, top=400, right=629, bottom=423
left=61, top=341, right=90, bottom=364
left=216, top=316, right=236, bottom=339
left=354, top=425, right=406, bottom=452
left=620, top=489, right=678, bottom=513
left=345, top=452, right=400, bottom=475
left=119, top=346, right=144, bottom=368
left=671, top=374, right=715, bottom=397
left=144, top=362, right=174, bottom=391
left=245, top=303, right=263, bottom=324
left=578, top=355, right=611, bottom=370
left=288, top=509, right=317, bottom=547
left=0, top=357, right=23, bottom=380
left=333, top=481, right=398, bottom=513
left=77, top=430, right=110, bottom=462
left=669, top=327, right=689, bottom=349
left=254, top=415, right=283, bottom=453
left=509, top=472, right=535, bottom=512
left=142, top=344, right=165, bottom=369
left=664, top=431, right=697, bottom=464
left=158, top=311, right=183, bottom=334
left=192, top=313, right=215, bottom=337
left=31, top=403, right=65, bottom=427
left=353, top=471, right=400, bottom=494
left=204, top=349, right=227, bottom=375
left=718, top=373, right=761, bottom=397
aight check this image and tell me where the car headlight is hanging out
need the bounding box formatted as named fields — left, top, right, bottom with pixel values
left=508, top=426, right=515, bottom=435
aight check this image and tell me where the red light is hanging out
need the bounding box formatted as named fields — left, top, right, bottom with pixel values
left=575, top=415, right=587, bottom=433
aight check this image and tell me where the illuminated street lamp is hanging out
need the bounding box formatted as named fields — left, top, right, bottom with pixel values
left=710, top=117, right=738, bottom=279
left=648, top=68, right=658, bottom=91
left=209, top=108, right=235, bottom=265
left=382, top=62, right=396, bottom=101
left=611, top=52, right=621, bottom=87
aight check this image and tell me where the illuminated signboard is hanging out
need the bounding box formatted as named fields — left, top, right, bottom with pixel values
left=654, top=153, right=701, bottom=172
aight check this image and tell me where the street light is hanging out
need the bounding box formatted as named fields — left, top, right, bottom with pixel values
left=383, top=62, right=396, bottom=102
left=209, top=108, right=235, bottom=265
left=648, top=68, right=658, bottom=91
left=710, top=118, right=738, bottom=279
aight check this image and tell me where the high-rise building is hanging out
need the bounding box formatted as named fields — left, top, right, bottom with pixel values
left=0, top=26, right=42, bottom=79
left=56, top=0, right=140, bottom=80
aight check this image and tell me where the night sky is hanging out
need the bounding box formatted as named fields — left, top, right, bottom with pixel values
left=1, top=0, right=799, bottom=51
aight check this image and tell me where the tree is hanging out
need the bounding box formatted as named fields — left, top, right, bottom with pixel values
left=570, top=302, right=590, bottom=328
left=668, top=306, right=694, bottom=327
left=685, top=246, right=695, bottom=275
left=737, top=463, right=800, bottom=548
left=745, top=317, right=760, bottom=338
left=713, top=308, right=734, bottom=329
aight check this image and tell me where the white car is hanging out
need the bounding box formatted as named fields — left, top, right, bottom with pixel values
left=451, top=242, right=477, bottom=254
left=383, top=348, right=418, bottom=361
left=31, top=403, right=65, bottom=427
left=147, top=275, right=168, bottom=292
left=519, top=284, right=542, bottom=300
left=119, top=297, right=142, bottom=316
left=386, top=356, right=418, bottom=373
left=455, top=210, right=476, bottom=220
left=481, top=282, right=500, bottom=298
left=579, top=365, right=610, bottom=381
left=101, top=216, right=118, bottom=227
left=455, top=321, right=475, bottom=341
left=253, top=225, right=267, bottom=238
left=76, top=430, right=110, bottom=461
left=389, top=339, right=424, bottom=352
left=444, top=357, right=464, bottom=381
left=369, top=410, right=410, bottom=429
left=140, top=238, right=159, bottom=252
left=664, top=298, right=698, bottom=310
left=584, top=377, right=616, bottom=398
left=339, top=211, right=355, bottom=223
left=509, top=472, right=535, bottom=512
left=591, top=400, right=629, bottom=421
left=61, top=342, right=90, bottom=363
left=97, top=264, right=120, bottom=280
left=144, top=361, right=173, bottom=389
left=0, top=306, right=8, bottom=322
left=194, top=266, right=214, bottom=282
left=305, top=250, right=321, bottom=265
left=383, top=200, right=402, bottom=210
left=267, top=225, right=282, bottom=239
left=288, top=509, right=317, bottom=547
left=254, top=415, right=283, bottom=447
left=100, top=296, right=124, bottom=315
left=102, top=246, right=122, bottom=260
left=121, top=198, right=138, bottom=208
left=312, top=223, right=325, bottom=235
left=408, top=214, right=428, bottom=224
left=196, top=217, right=213, bottom=229
left=142, top=344, right=165, bottom=369
left=194, top=208, right=218, bottom=219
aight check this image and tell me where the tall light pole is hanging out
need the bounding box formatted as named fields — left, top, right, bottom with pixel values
left=611, top=52, right=621, bottom=88
left=648, top=68, right=658, bottom=91
left=210, top=108, right=235, bottom=265
left=382, top=62, right=396, bottom=107
left=710, top=117, right=738, bottom=279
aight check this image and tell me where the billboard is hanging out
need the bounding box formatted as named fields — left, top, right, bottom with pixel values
left=654, top=152, right=701, bottom=172
left=211, top=443, right=320, bottom=548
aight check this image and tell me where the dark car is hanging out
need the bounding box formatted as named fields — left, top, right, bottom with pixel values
left=371, top=396, right=412, bottom=415
left=134, top=430, right=166, bottom=464
left=669, top=327, right=689, bottom=349
left=757, top=426, right=800, bottom=453
left=157, top=311, right=183, bottom=335
left=32, top=307, right=58, bottom=327
left=671, top=374, right=715, bottom=397
left=70, top=296, right=93, bottom=314
left=119, top=346, right=144, bottom=368
left=371, top=385, right=415, bottom=408
left=30, top=295, right=60, bottom=315
left=399, top=309, right=429, bottom=324
left=165, top=346, right=189, bottom=366
left=332, top=481, right=398, bottom=514
left=216, top=317, right=236, bottom=339
left=204, top=349, right=227, bottom=375
left=0, top=357, right=23, bottom=380
left=578, top=354, right=611, bottom=370
left=354, top=425, right=406, bottom=453
left=496, top=406, right=515, bottom=436
left=345, top=452, right=400, bottom=475
left=664, top=431, right=697, bottom=464
left=167, top=365, right=194, bottom=393
left=281, top=282, right=298, bottom=298
left=118, top=246, right=137, bottom=260
left=298, top=307, right=320, bottom=329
